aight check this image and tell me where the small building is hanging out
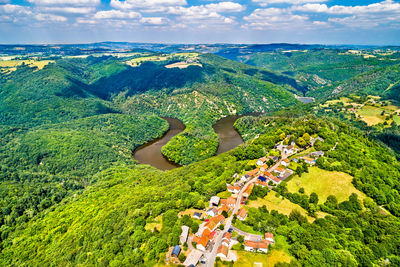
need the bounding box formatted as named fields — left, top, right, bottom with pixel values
left=242, top=184, right=254, bottom=200
left=171, top=245, right=181, bottom=257
left=180, top=225, right=189, bottom=244
left=284, top=145, right=294, bottom=155
left=311, top=151, right=324, bottom=158
left=279, top=169, right=293, bottom=181
left=302, top=156, right=316, bottom=165
left=237, top=208, right=248, bottom=221
left=217, top=244, right=229, bottom=258
left=183, top=249, right=203, bottom=266
left=269, top=175, right=281, bottom=185
left=204, top=215, right=225, bottom=231
left=281, top=158, right=290, bottom=167
left=227, top=184, right=240, bottom=194
left=193, top=212, right=202, bottom=220
left=222, top=232, right=231, bottom=247
left=244, top=240, right=270, bottom=253
left=247, top=168, right=260, bottom=177
left=274, top=167, right=285, bottom=175
left=258, top=176, right=267, bottom=183
left=265, top=232, right=274, bottom=243
left=209, top=196, right=220, bottom=207
left=255, top=180, right=268, bottom=187
left=221, top=197, right=236, bottom=207
left=218, top=204, right=230, bottom=215
left=268, top=155, right=279, bottom=162
left=256, top=157, right=267, bottom=166
left=206, top=207, right=218, bottom=217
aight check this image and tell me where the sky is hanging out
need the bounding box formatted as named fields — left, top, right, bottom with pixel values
left=0, top=0, right=400, bottom=44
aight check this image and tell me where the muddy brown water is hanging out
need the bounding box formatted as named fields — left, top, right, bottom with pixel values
left=133, top=114, right=261, bottom=170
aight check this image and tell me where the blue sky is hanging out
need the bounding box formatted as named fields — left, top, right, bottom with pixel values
left=0, top=0, right=399, bottom=44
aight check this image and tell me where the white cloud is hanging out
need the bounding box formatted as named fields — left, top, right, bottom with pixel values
left=243, top=8, right=308, bottom=29
left=294, top=0, right=400, bottom=14
left=41, top=7, right=95, bottom=14
left=110, top=0, right=187, bottom=10
left=140, top=17, right=170, bottom=25
left=206, top=2, right=245, bottom=12
left=93, top=10, right=141, bottom=19
left=27, top=0, right=100, bottom=6
left=34, top=13, right=67, bottom=22
left=253, top=0, right=327, bottom=7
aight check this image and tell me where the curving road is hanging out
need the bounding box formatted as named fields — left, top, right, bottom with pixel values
left=206, top=154, right=286, bottom=267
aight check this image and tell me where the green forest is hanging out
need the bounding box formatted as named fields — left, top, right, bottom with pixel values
left=1, top=47, right=400, bottom=266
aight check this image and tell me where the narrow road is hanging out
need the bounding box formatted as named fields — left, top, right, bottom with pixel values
left=206, top=154, right=286, bottom=267
left=230, top=226, right=262, bottom=241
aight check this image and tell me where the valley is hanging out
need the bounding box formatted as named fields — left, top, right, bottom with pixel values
left=1, top=43, right=400, bottom=267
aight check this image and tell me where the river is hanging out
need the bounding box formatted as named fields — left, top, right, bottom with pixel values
left=133, top=115, right=246, bottom=171
left=132, top=117, right=185, bottom=170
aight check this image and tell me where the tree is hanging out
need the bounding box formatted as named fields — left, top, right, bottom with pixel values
left=297, top=137, right=307, bottom=147
left=222, top=210, right=228, bottom=218
left=309, top=192, right=319, bottom=205
left=237, top=235, right=244, bottom=243
left=303, top=133, right=311, bottom=143
left=298, top=188, right=305, bottom=194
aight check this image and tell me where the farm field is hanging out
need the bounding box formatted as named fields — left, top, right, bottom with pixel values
left=286, top=167, right=366, bottom=202
left=0, top=59, right=54, bottom=72
left=247, top=193, right=319, bottom=222
left=165, top=61, right=202, bottom=69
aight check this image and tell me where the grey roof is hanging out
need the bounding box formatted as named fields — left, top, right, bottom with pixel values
left=172, top=245, right=181, bottom=256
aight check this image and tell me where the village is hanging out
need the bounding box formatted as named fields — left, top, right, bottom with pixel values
left=164, top=135, right=325, bottom=267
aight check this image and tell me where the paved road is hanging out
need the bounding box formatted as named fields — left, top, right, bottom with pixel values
left=206, top=155, right=286, bottom=267
left=230, top=226, right=262, bottom=241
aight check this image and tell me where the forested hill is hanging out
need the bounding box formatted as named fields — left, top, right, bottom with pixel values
left=0, top=53, right=300, bottom=165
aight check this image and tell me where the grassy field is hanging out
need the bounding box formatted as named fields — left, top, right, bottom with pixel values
left=357, top=105, right=387, bottom=125
left=247, top=193, right=320, bottom=222
left=234, top=220, right=263, bottom=235
left=0, top=59, right=54, bottom=72
left=286, top=167, right=366, bottom=203
left=165, top=61, right=202, bottom=69
left=144, top=215, right=162, bottom=232
left=216, top=235, right=293, bottom=267
left=217, top=191, right=232, bottom=198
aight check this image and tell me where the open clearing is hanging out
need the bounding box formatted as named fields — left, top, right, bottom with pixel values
left=216, top=236, right=292, bottom=267
left=165, top=61, right=202, bottom=69
left=248, top=193, right=320, bottom=222
left=287, top=167, right=366, bottom=202
left=0, top=60, right=54, bottom=72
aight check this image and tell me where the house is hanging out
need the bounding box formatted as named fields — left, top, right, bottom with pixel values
left=222, top=232, right=231, bottom=247
left=227, top=184, right=240, bottom=194
left=259, top=165, right=269, bottom=172
left=302, top=156, right=316, bottom=165
left=256, top=157, right=267, bottom=166
left=209, top=196, right=220, bottom=207
left=244, top=240, right=270, bottom=253
left=183, top=249, right=203, bottom=267
left=284, top=145, right=294, bottom=155
left=204, top=215, right=225, bottom=231
left=255, top=180, right=268, bottom=187
left=268, top=155, right=279, bottom=162
left=311, top=151, right=324, bottom=158
left=193, top=212, right=202, bottom=219
left=196, top=228, right=211, bottom=251
left=281, top=158, right=290, bottom=167
left=218, top=204, right=230, bottom=215
left=217, top=244, right=229, bottom=258
left=274, top=167, right=285, bottom=175
left=258, top=176, right=267, bottom=183
left=237, top=208, right=248, bottom=221
left=279, top=169, right=293, bottom=181
left=269, top=175, right=281, bottom=185
left=265, top=232, right=275, bottom=244
left=221, top=197, right=236, bottom=207
left=180, top=225, right=189, bottom=244
left=171, top=245, right=181, bottom=257
left=206, top=207, right=218, bottom=217
left=247, top=168, right=260, bottom=177
left=242, top=184, right=254, bottom=200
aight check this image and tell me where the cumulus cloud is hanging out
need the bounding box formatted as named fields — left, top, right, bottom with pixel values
left=41, top=7, right=95, bottom=14
left=140, top=17, right=170, bottom=26
left=253, top=0, right=327, bottom=7
left=27, top=0, right=100, bottom=6
left=34, top=13, right=67, bottom=22
left=205, top=2, right=245, bottom=12
left=243, top=8, right=308, bottom=29
left=93, top=10, right=141, bottom=19
left=294, top=0, right=400, bottom=14
left=110, top=0, right=187, bottom=10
